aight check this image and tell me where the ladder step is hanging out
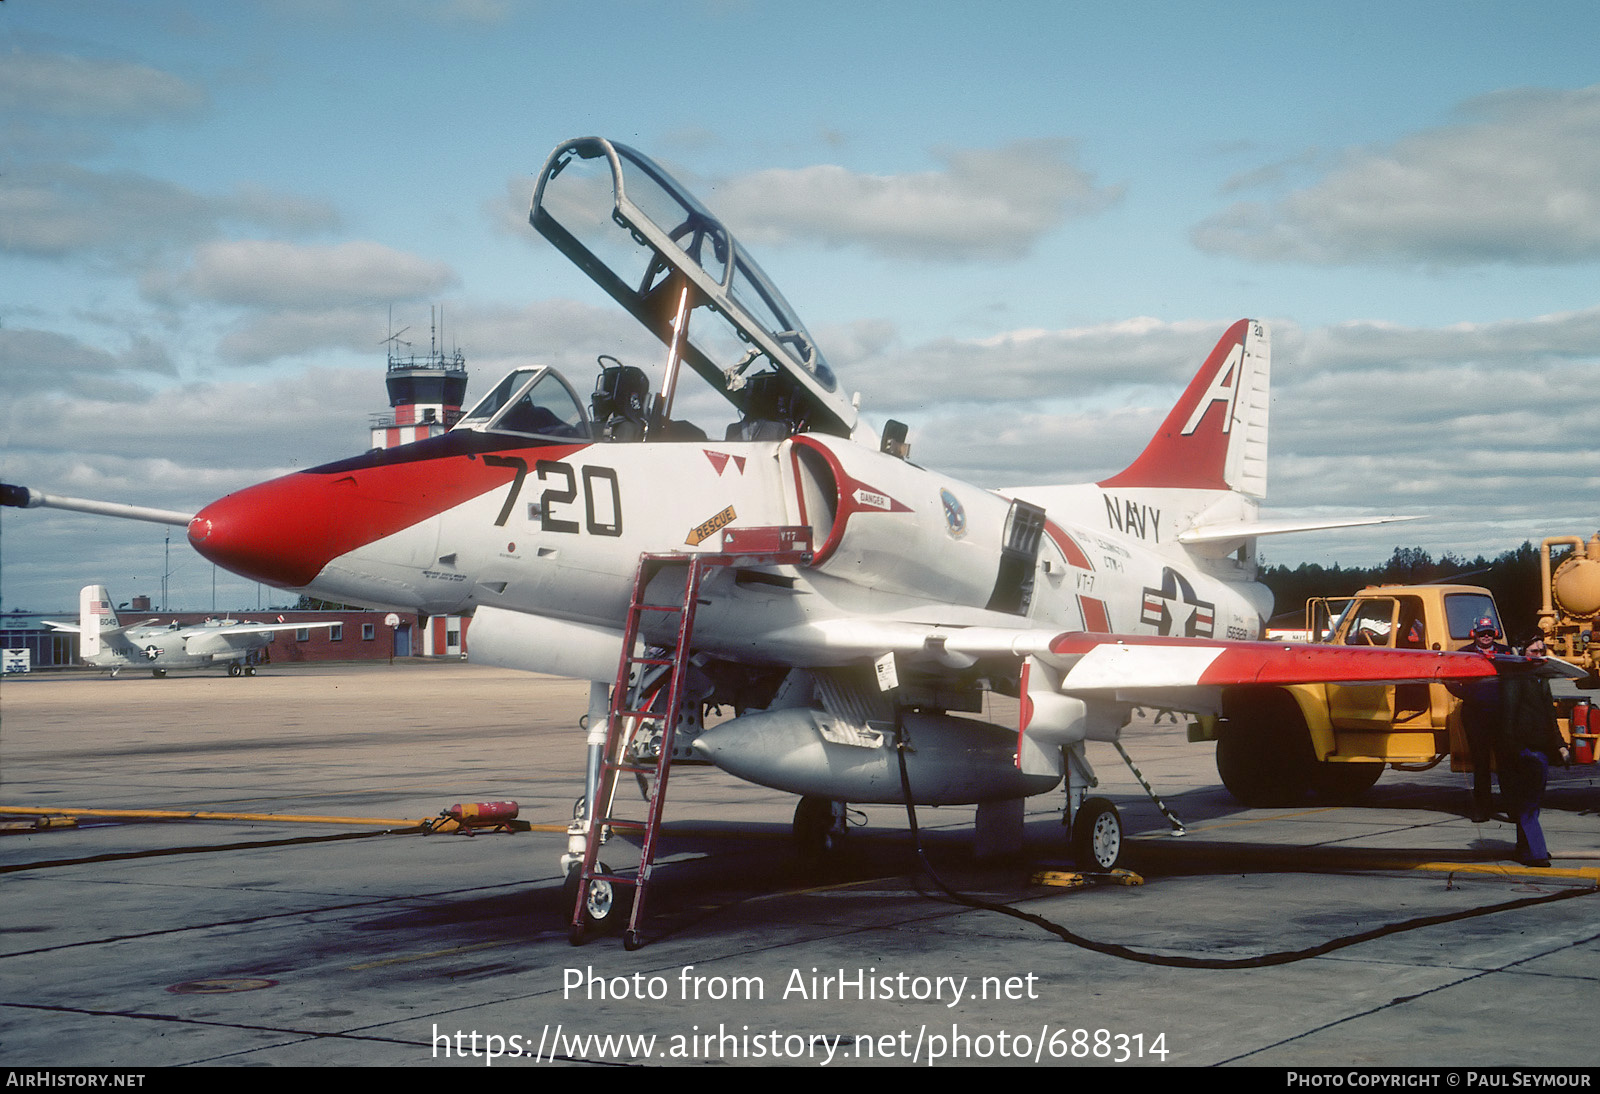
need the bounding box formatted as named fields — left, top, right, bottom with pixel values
left=577, top=549, right=780, bottom=948
left=601, top=762, right=659, bottom=776
left=586, top=873, right=640, bottom=889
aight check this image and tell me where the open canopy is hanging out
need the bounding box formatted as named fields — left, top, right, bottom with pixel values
left=531, top=137, right=857, bottom=440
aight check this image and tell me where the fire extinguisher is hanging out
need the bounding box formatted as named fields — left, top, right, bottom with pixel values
left=1573, top=700, right=1594, bottom=764
left=435, top=800, right=522, bottom=833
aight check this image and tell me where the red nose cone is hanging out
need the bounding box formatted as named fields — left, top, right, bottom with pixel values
left=187, top=436, right=583, bottom=592
left=188, top=474, right=348, bottom=588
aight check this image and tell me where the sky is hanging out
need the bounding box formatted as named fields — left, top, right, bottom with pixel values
left=3, top=0, right=1599, bottom=612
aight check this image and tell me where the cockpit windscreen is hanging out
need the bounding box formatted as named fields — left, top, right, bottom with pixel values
left=456, top=367, right=590, bottom=439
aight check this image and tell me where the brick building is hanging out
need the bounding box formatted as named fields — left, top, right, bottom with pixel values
left=2, top=606, right=470, bottom=671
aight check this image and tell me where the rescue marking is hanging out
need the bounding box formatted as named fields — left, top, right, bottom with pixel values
left=687, top=505, right=737, bottom=546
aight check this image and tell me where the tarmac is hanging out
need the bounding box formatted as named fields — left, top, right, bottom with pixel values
left=1, top=660, right=1597, bottom=1069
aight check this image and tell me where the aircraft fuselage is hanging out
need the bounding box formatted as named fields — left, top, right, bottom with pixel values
left=187, top=428, right=1267, bottom=684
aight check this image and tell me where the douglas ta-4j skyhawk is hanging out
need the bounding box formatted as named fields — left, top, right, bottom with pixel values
left=4, top=137, right=1576, bottom=947
left=44, top=584, right=333, bottom=678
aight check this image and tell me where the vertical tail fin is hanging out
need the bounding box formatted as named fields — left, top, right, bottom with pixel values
left=1099, top=319, right=1270, bottom=498
left=79, top=585, right=118, bottom=658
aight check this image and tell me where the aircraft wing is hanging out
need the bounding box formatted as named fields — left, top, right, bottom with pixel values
left=934, top=627, right=1575, bottom=774
left=695, top=617, right=1578, bottom=783
left=1038, top=632, right=1581, bottom=688
left=195, top=621, right=341, bottom=637
left=182, top=620, right=338, bottom=657
left=735, top=617, right=1563, bottom=687
left=43, top=620, right=141, bottom=639
left=1177, top=513, right=1420, bottom=546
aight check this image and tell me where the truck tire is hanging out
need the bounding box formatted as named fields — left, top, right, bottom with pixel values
left=1312, top=761, right=1383, bottom=801
left=1216, top=689, right=1315, bottom=806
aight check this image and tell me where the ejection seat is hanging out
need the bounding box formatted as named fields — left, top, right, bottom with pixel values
left=725, top=372, right=797, bottom=442
left=591, top=357, right=650, bottom=442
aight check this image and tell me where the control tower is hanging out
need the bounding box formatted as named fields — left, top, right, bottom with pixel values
left=369, top=309, right=471, bottom=658
left=371, top=308, right=469, bottom=449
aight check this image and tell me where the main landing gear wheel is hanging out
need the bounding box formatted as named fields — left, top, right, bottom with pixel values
left=228, top=663, right=242, bottom=677
left=793, top=796, right=844, bottom=863
left=565, top=863, right=630, bottom=946
left=1071, top=797, right=1123, bottom=871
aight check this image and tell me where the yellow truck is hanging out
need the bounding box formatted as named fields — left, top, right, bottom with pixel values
left=1215, top=583, right=1593, bottom=806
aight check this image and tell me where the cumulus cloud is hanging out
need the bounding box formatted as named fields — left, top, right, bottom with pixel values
left=211, top=296, right=655, bottom=372
left=912, top=405, right=1166, bottom=487
left=0, top=51, right=335, bottom=263
left=822, top=308, right=1598, bottom=569
left=714, top=140, right=1123, bottom=261
left=1297, top=306, right=1600, bottom=370
left=500, top=141, right=1125, bottom=262
left=214, top=307, right=389, bottom=364
left=5, top=306, right=1596, bottom=609
left=0, top=327, right=177, bottom=399
left=1, top=369, right=382, bottom=610
left=0, top=164, right=340, bottom=260
left=1194, top=85, right=1600, bottom=266
left=1241, top=313, right=1597, bottom=562
left=0, top=50, right=206, bottom=122
left=441, top=298, right=659, bottom=376
left=486, top=175, right=541, bottom=239
left=271, top=0, right=512, bottom=26
left=848, top=317, right=1233, bottom=413
left=147, top=240, right=457, bottom=310
left=5, top=368, right=376, bottom=473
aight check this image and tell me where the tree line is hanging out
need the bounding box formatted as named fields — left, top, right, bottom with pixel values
left=1260, top=542, right=1549, bottom=642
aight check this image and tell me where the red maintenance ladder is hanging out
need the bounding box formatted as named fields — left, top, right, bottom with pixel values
left=567, top=526, right=812, bottom=949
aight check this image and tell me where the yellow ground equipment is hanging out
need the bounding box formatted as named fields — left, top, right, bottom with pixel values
left=1210, top=583, right=1594, bottom=806
left=1538, top=533, right=1600, bottom=686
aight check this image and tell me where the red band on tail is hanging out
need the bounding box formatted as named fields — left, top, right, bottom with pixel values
left=1099, top=319, right=1251, bottom=492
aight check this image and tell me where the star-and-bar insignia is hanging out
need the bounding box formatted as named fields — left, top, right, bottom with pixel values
left=1140, top=567, right=1216, bottom=638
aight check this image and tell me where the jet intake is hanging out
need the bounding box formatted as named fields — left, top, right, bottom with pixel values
left=692, top=707, right=1060, bottom=804
left=785, top=436, right=1024, bottom=611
